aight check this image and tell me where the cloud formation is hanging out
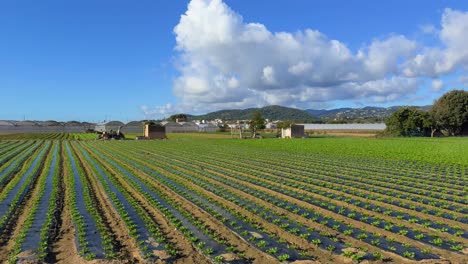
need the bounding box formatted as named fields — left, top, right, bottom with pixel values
left=146, top=1, right=467, bottom=116
left=431, top=79, right=444, bottom=92
left=404, top=9, right=468, bottom=77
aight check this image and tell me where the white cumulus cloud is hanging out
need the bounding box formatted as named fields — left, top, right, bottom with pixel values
left=145, top=0, right=467, bottom=115
left=404, top=8, right=468, bottom=77
left=141, top=104, right=178, bottom=118
left=431, top=79, right=444, bottom=92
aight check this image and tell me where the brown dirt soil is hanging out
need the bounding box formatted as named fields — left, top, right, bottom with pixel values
left=72, top=141, right=468, bottom=264
left=138, top=151, right=466, bottom=263
left=0, top=143, right=50, bottom=261
left=77, top=142, right=209, bottom=264
left=102, top=146, right=352, bottom=264
left=49, top=147, right=84, bottom=264
left=154, top=159, right=386, bottom=264
left=86, top=143, right=279, bottom=264
left=213, top=167, right=467, bottom=263
left=196, top=149, right=467, bottom=231
left=216, top=158, right=468, bottom=244
left=71, top=143, right=142, bottom=262
left=173, top=151, right=467, bottom=246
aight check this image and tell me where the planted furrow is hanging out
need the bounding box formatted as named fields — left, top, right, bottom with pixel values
left=7, top=141, right=60, bottom=262
left=147, top=143, right=468, bottom=233
left=63, top=142, right=106, bottom=260
left=0, top=141, right=42, bottom=187
left=122, top=141, right=466, bottom=260
left=93, top=142, right=324, bottom=263
left=0, top=141, right=50, bottom=237
left=81, top=141, right=278, bottom=263
left=172, top=148, right=468, bottom=238
left=73, top=142, right=172, bottom=261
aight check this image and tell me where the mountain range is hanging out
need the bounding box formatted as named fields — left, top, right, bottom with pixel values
left=189, top=105, right=431, bottom=123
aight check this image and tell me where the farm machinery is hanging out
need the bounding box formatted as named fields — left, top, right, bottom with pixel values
left=97, top=126, right=125, bottom=140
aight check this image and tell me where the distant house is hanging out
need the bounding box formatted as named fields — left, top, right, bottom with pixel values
left=281, top=125, right=305, bottom=138
left=144, top=124, right=166, bottom=139
left=265, top=122, right=277, bottom=129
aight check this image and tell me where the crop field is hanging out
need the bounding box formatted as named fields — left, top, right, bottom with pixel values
left=0, top=134, right=466, bottom=263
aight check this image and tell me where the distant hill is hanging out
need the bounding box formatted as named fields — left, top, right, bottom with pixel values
left=187, top=105, right=431, bottom=123
left=306, top=105, right=431, bottom=121
left=190, top=105, right=318, bottom=122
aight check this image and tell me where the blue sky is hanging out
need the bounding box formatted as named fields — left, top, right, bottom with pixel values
left=1, top=0, right=467, bottom=122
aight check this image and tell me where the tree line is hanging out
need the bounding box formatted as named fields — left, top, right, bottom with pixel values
left=385, top=90, right=468, bottom=137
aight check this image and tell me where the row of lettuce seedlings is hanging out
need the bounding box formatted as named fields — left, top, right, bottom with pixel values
left=93, top=142, right=315, bottom=262
left=206, top=144, right=465, bottom=199
left=239, top=145, right=465, bottom=187
left=73, top=142, right=174, bottom=261
left=64, top=142, right=109, bottom=260
left=190, top=153, right=466, bottom=255
left=166, top=145, right=467, bottom=239
left=133, top=144, right=446, bottom=261
left=0, top=141, right=29, bottom=159
left=102, top=142, right=394, bottom=262
left=261, top=154, right=466, bottom=208
left=204, top=151, right=467, bottom=238
left=81, top=142, right=240, bottom=262
left=0, top=141, right=42, bottom=186
left=224, top=148, right=466, bottom=208
left=0, top=142, right=50, bottom=238
left=80, top=141, right=248, bottom=263
left=195, top=146, right=465, bottom=214
left=8, top=142, right=60, bottom=262
left=217, top=154, right=467, bottom=238
left=241, top=158, right=466, bottom=223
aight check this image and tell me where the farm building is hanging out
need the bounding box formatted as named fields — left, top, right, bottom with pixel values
left=64, top=121, right=88, bottom=132
left=123, top=121, right=143, bottom=133
left=0, top=120, right=89, bottom=133
left=0, top=120, right=15, bottom=133
left=160, top=121, right=181, bottom=133
left=16, top=120, right=39, bottom=126
left=298, top=123, right=386, bottom=131
left=38, top=120, right=62, bottom=126
left=198, top=123, right=218, bottom=132
left=180, top=122, right=199, bottom=132
left=144, top=124, right=166, bottom=139
left=95, top=121, right=125, bottom=133
left=0, top=120, right=15, bottom=126
left=281, top=125, right=305, bottom=138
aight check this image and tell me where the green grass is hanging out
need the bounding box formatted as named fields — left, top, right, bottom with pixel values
left=163, top=133, right=468, bottom=165
left=0, top=132, right=466, bottom=165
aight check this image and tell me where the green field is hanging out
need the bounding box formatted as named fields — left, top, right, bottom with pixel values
left=169, top=133, right=468, bottom=165
left=0, top=133, right=466, bottom=263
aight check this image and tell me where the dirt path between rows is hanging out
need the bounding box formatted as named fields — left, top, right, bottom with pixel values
left=209, top=155, right=468, bottom=242
left=72, top=142, right=142, bottom=263
left=77, top=142, right=209, bottom=264
left=48, top=145, right=83, bottom=264
left=0, top=142, right=50, bottom=262
left=137, top=149, right=466, bottom=263
left=86, top=142, right=277, bottom=264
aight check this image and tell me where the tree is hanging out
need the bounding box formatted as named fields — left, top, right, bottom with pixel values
left=385, top=107, right=431, bottom=136
left=276, top=120, right=294, bottom=129
left=169, top=113, right=188, bottom=122
left=248, top=111, right=266, bottom=138
left=430, top=90, right=468, bottom=136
